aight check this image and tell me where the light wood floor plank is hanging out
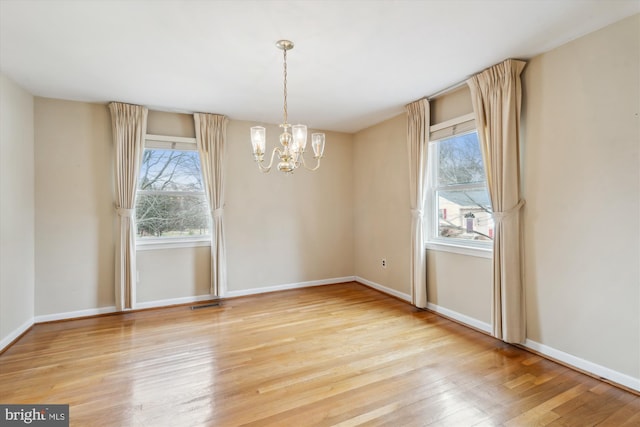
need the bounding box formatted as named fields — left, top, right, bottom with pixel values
left=1, top=282, right=637, bottom=426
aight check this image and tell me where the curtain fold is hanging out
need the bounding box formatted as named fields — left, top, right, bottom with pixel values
left=194, top=113, right=228, bottom=297
left=467, top=59, right=527, bottom=343
left=109, top=102, right=148, bottom=310
left=406, top=98, right=430, bottom=308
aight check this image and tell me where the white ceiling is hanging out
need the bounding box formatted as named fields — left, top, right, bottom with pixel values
left=1, top=1, right=638, bottom=133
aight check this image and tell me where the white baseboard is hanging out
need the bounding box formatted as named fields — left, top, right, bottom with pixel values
left=136, top=294, right=216, bottom=309
left=33, top=295, right=218, bottom=322
left=524, top=339, right=640, bottom=392
left=354, top=276, right=411, bottom=302
left=425, top=302, right=492, bottom=334
left=225, top=276, right=356, bottom=298
left=35, top=306, right=118, bottom=323
left=0, top=318, right=34, bottom=352
left=30, top=277, right=356, bottom=323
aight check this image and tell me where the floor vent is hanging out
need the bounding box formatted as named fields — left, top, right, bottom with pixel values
left=191, top=302, right=221, bottom=310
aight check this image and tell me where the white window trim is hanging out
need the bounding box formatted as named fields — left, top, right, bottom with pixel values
left=136, top=134, right=210, bottom=251
left=136, top=238, right=211, bottom=251
left=429, top=112, right=475, bottom=134
left=145, top=134, right=197, bottom=148
left=426, top=114, right=493, bottom=257
left=426, top=241, right=492, bottom=259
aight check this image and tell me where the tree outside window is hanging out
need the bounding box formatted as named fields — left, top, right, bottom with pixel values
left=136, top=147, right=210, bottom=239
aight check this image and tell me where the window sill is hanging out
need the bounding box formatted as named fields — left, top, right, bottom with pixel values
left=426, top=241, right=492, bottom=259
left=136, top=238, right=211, bottom=251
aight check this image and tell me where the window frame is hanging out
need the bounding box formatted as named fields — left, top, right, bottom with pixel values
left=135, top=134, right=211, bottom=250
left=426, top=114, right=493, bottom=259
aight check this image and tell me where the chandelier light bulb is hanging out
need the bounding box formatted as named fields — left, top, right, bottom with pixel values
left=250, top=126, right=266, bottom=157
left=292, top=125, right=307, bottom=152
left=312, top=133, right=325, bottom=158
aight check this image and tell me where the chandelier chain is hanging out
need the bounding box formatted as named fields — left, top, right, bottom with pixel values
left=283, top=47, right=288, bottom=125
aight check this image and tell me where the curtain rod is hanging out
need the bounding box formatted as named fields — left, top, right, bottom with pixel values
left=426, top=79, right=468, bottom=101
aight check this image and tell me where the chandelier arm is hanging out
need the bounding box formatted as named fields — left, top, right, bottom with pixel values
left=256, top=147, right=282, bottom=173
left=298, top=152, right=322, bottom=172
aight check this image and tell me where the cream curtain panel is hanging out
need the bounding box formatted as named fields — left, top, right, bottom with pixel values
left=467, top=59, right=527, bottom=343
left=194, top=113, right=228, bottom=297
left=109, top=102, right=148, bottom=310
left=406, top=98, right=430, bottom=308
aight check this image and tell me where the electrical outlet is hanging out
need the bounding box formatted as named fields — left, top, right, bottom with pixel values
left=381, top=258, right=387, bottom=268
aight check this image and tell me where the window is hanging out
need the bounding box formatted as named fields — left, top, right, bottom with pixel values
left=427, top=118, right=493, bottom=253
left=136, top=135, right=210, bottom=244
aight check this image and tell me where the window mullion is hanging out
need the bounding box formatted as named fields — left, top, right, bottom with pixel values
left=434, top=182, right=486, bottom=192
left=138, top=190, right=206, bottom=197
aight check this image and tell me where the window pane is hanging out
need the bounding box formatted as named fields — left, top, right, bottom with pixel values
left=136, top=193, right=210, bottom=238
left=138, top=149, right=203, bottom=191
left=437, top=188, right=493, bottom=241
left=437, top=132, right=485, bottom=186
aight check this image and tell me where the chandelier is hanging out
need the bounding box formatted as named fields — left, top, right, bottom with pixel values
left=250, top=40, right=325, bottom=173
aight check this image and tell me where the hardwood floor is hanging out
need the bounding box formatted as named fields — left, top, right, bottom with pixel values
left=1, top=282, right=638, bottom=426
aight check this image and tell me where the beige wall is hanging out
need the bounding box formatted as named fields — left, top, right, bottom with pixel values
left=137, top=247, right=210, bottom=302
left=353, top=114, right=411, bottom=295
left=145, top=112, right=356, bottom=294
left=426, top=251, right=491, bottom=324
left=431, top=86, right=473, bottom=124
left=34, top=98, right=114, bottom=315
left=147, top=109, right=196, bottom=138
left=225, top=120, right=354, bottom=291
left=522, top=14, right=639, bottom=378
left=32, top=103, right=354, bottom=311
left=0, top=74, right=35, bottom=343
left=143, top=114, right=356, bottom=296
